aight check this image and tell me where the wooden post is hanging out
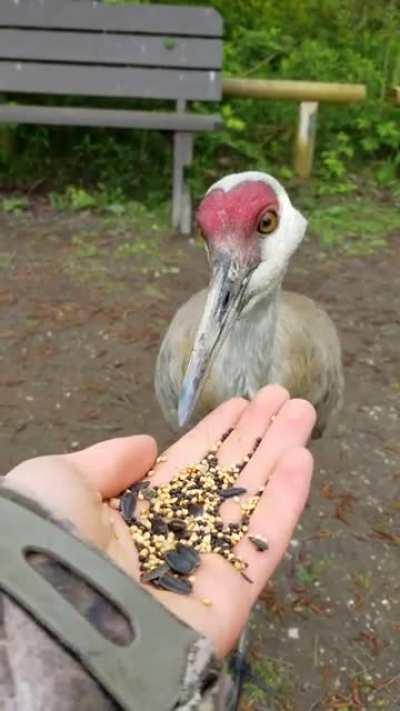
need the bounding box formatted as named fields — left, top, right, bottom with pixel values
left=221, top=79, right=367, bottom=180
left=387, top=86, right=400, bottom=105
left=294, top=101, right=319, bottom=179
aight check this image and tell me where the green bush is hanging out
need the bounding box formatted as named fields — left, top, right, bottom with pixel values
left=0, top=0, right=399, bottom=199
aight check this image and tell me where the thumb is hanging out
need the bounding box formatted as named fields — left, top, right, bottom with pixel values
left=66, top=435, right=157, bottom=498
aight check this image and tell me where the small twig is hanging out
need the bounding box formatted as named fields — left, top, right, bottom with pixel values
left=243, top=53, right=280, bottom=77
left=352, top=655, right=369, bottom=674
left=313, top=633, right=319, bottom=668
left=375, top=673, right=400, bottom=691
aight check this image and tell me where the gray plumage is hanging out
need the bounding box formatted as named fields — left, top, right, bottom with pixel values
left=155, top=287, right=343, bottom=437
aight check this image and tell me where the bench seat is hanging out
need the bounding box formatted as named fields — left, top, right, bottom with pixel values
left=0, top=105, right=223, bottom=133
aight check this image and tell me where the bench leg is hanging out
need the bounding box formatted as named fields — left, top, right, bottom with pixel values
left=172, top=132, right=193, bottom=235
left=0, top=96, right=15, bottom=163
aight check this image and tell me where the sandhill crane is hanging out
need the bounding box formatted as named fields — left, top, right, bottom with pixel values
left=155, top=171, right=344, bottom=436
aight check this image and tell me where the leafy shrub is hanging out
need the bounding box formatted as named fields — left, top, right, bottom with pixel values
left=0, top=0, right=399, bottom=200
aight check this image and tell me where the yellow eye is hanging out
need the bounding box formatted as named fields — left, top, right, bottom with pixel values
left=257, top=209, right=279, bottom=235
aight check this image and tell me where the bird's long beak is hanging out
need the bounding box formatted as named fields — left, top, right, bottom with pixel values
left=178, top=250, right=253, bottom=427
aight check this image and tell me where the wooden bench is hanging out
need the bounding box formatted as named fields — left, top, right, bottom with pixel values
left=0, top=0, right=223, bottom=233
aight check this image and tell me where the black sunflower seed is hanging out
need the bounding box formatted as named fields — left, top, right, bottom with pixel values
left=248, top=535, right=269, bottom=551
left=177, top=543, right=200, bottom=560
left=219, top=486, right=247, bottom=500
left=151, top=517, right=169, bottom=536
left=142, top=487, right=157, bottom=501
left=153, top=573, right=193, bottom=595
left=177, top=529, right=191, bottom=540
left=131, top=480, right=151, bottom=493
left=120, top=490, right=137, bottom=523
left=228, top=523, right=240, bottom=531
left=188, top=503, right=203, bottom=517
left=140, top=564, right=169, bottom=584
left=168, top=518, right=187, bottom=533
left=165, top=545, right=200, bottom=575
left=206, top=455, right=218, bottom=467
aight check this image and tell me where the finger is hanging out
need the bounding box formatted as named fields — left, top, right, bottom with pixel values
left=217, top=384, right=290, bottom=467
left=241, top=398, right=316, bottom=488
left=235, top=446, right=314, bottom=598
left=66, top=435, right=157, bottom=498
left=219, top=397, right=316, bottom=522
left=150, top=397, right=248, bottom=485
left=236, top=397, right=316, bottom=492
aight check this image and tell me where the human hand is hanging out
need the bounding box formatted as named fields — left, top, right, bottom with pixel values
left=3, top=385, right=315, bottom=658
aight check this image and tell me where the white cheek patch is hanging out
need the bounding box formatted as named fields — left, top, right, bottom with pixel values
left=260, top=204, right=307, bottom=263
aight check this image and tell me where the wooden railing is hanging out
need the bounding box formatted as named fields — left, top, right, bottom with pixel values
left=222, top=78, right=367, bottom=178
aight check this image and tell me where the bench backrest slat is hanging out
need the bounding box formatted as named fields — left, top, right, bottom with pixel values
left=0, top=29, right=222, bottom=70
left=0, top=1, right=222, bottom=37
left=0, top=0, right=222, bottom=102
left=0, top=62, right=220, bottom=101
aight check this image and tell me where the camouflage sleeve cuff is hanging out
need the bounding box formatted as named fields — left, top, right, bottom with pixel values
left=0, top=487, right=222, bottom=710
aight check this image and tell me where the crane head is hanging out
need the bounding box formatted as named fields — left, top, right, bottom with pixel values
left=178, top=171, right=307, bottom=427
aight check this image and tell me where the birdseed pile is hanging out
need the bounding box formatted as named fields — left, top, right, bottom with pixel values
left=110, top=429, right=269, bottom=597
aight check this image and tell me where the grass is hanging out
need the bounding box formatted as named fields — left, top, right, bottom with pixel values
left=295, top=558, right=330, bottom=587
left=1, top=169, right=398, bottom=262
left=49, top=188, right=183, bottom=279
left=61, top=213, right=182, bottom=286
left=0, top=251, right=13, bottom=271
left=291, top=173, right=399, bottom=255
left=48, top=185, right=170, bottom=232
left=308, top=201, right=399, bottom=255
left=1, top=196, right=29, bottom=215
left=242, top=656, right=295, bottom=710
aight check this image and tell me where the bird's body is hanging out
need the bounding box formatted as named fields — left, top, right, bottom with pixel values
left=156, top=287, right=343, bottom=435
left=155, top=171, right=344, bottom=435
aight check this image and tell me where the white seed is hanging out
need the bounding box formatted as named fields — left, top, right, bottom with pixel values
left=201, top=597, right=213, bottom=607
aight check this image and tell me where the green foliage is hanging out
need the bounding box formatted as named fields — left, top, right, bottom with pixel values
left=308, top=200, right=399, bottom=254
left=243, top=656, right=295, bottom=709
left=0, top=252, right=13, bottom=270
left=0, top=0, right=399, bottom=202
left=1, top=196, right=29, bottom=215
left=62, top=186, right=97, bottom=211
left=294, top=558, right=330, bottom=586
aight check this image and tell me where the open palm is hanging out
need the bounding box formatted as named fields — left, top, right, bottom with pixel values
left=4, top=385, right=315, bottom=658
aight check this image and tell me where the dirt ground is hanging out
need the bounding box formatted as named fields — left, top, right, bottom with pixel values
left=0, top=203, right=399, bottom=710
